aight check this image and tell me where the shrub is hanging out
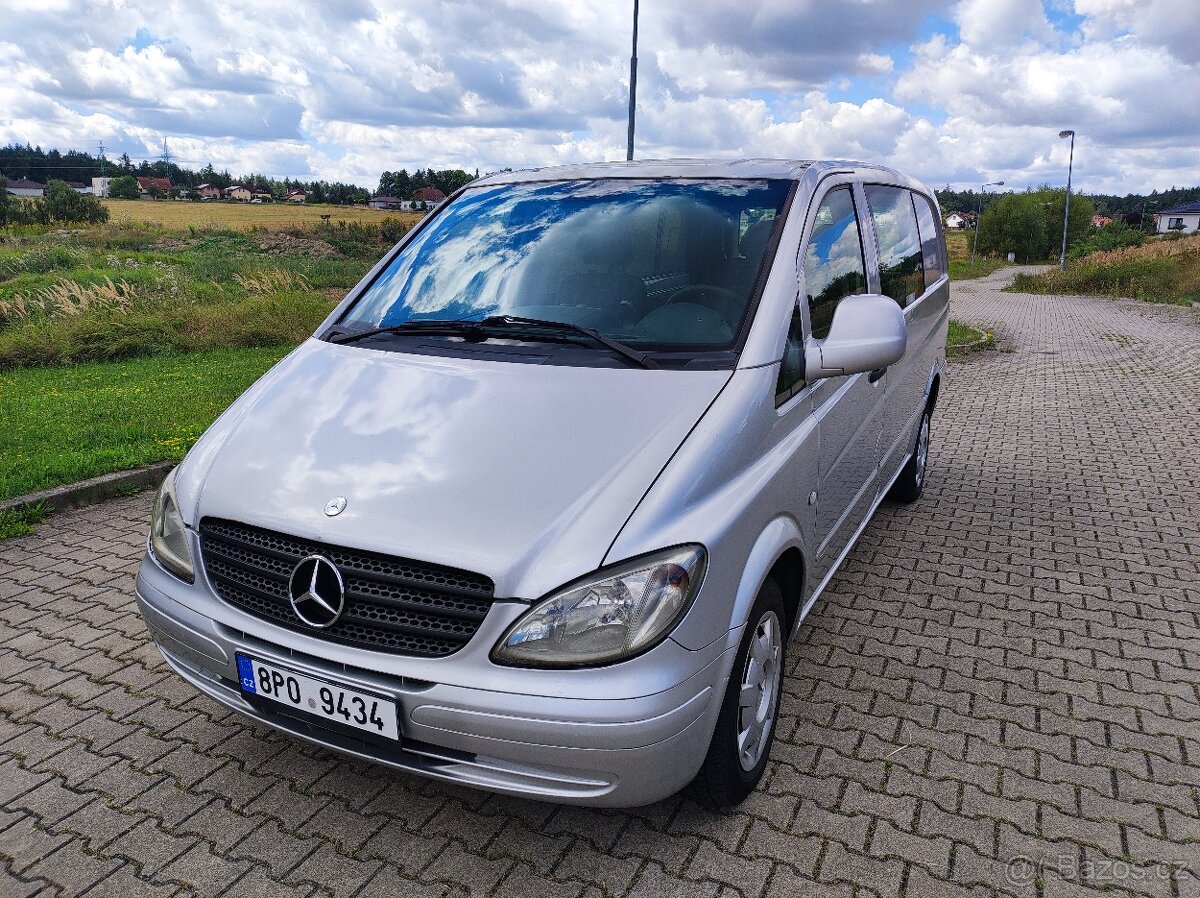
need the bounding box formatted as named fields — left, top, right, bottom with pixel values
left=1069, top=220, right=1144, bottom=259
left=4, top=181, right=111, bottom=227
left=40, top=180, right=110, bottom=225
left=108, top=175, right=140, bottom=200
left=380, top=217, right=408, bottom=245
left=978, top=187, right=1094, bottom=262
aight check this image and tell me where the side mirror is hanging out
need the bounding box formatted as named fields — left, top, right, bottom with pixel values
left=805, top=293, right=907, bottom=381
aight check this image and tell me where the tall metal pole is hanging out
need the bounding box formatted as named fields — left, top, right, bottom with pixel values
left=971, top=180, right=1003, bottom=268
left=1059, top=129, right=1075, bottom=271
left=626, top=0, right=639, bottom=161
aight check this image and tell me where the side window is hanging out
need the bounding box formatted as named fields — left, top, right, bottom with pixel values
left=865, top=185, right=925, bottom=307
left=804, top=187, right=867, bottom=340
left=912, top=193, right=944, bottom=285
left=776, top=306, right=804, bottom=400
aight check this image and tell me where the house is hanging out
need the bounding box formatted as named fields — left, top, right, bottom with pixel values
left=368, top=195, right=406, bottom=210
left=225, top=185, right=252, bottom=202
left=284, top=189, right=306, bottom=203
left=136, top=176, right=173, bottom=197
left=5, top=178, right=45, bottom=197
left=92, top=177, right=112, bottom=197
left=1154, top=201, right=1200, bottom=235
left=944, top=211, right=968, bottom=229
left=64, top=181, right=93, bottom=195
left=250, top=190, right=273, bottom=203
left=412, top=186, right=446, bottom=208
left=195, top=183, right=222, bottom=200
left=1091, top=215, right=1112, bottom=228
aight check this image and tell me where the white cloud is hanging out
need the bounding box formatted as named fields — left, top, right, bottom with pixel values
left=953, top=0, right=1056, bottom=47
left=0, top=0, right=1194, bottom=194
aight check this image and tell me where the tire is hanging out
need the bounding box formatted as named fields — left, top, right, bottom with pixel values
left=690, top=578, right=787, bottom=811
left=889, top=407, right=931, bottom=504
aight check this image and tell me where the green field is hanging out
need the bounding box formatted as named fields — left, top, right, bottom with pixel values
left=0, top=347, right=287, bottom=501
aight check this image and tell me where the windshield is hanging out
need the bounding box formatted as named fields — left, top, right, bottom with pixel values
left=340, top=178, right=792, bottom=351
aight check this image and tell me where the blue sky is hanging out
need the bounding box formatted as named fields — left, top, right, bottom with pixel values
left=1, top=0, right=1196, bottom=193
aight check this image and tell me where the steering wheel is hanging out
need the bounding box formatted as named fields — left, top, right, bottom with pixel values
left=666, top=284, right=741, bottom=324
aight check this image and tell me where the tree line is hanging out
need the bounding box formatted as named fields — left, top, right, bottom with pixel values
left=376, top=168, right=478, bottom=200
left=0, top=143, right=478, bottom=206
left=935, top=184, right=1200, bottom=221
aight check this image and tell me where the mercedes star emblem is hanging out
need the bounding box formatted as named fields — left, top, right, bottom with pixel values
left=288, top=555, right=345, bottom=628
left=324, top=496, right=347, bottom=516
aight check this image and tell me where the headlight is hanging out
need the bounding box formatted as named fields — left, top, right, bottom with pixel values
left=150, top=468, right=194, bottom=582
left=492, top=545, right=706, bottom=668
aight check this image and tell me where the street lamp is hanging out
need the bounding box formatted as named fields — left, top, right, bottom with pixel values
left=1058, top=129, right=1075, bottom=270
left=626, top=0, right=640, bottom=161
left=971, top=180, right=1005, bottom=268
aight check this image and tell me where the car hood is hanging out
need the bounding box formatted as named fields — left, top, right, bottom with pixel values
left=177, top=339, right=729, bottom=599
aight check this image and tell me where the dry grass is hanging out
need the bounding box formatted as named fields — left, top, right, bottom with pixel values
left=1011, top=234, right=1200, bottom=303
left=1075, top=233, right=1200, bottom=264
left=102, top=199, right=422, bottom=231
left=234, top=269, right=312, bottom=294
left=945, top=229, right=973, bottom=261
left=0, top=277, right=135, bottom=321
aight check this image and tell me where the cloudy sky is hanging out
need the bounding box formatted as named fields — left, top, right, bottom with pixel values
left=2, top=0, right=1197, bottom=193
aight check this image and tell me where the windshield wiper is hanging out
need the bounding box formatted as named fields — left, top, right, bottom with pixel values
left=479, top=315, right=660, bottom=370
left=329, top=315, right=659, bottom=370
left=327, top=319, right=485, bottom=345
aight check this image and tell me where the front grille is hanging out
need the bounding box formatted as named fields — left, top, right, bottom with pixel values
left=199, top=518, right=496, bottom=657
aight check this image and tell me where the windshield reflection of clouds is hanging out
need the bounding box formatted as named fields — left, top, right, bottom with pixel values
left=345, top=179, right=790, bottom=348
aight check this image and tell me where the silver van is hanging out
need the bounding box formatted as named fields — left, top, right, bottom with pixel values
left=136, top=159, right=947, bottom=809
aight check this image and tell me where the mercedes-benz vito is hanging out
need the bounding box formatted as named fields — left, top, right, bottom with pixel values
left=136, top=159, right=948, bottom=808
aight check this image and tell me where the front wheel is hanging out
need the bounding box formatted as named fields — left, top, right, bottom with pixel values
left=889, top=408, right=931, bottom=503
left=690, top=579, right=786, bottom=810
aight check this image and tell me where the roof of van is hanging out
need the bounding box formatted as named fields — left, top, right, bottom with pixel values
left=474, top=158, right=903, bottom=186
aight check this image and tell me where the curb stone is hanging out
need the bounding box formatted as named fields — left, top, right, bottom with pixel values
left=0, top=461, right=173, bottom=515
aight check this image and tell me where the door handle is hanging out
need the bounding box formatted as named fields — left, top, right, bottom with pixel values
left=868, top=367, right=887, bottom=383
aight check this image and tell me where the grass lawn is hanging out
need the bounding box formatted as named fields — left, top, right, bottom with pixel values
left=103, top=199, right=422, bottom=231
left=0, top=346, right=287, bottom=501
left=947, top=319, right=994, bottom=353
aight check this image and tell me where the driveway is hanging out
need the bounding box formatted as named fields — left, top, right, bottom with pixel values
left=2, top=271, right=1199, bottom=898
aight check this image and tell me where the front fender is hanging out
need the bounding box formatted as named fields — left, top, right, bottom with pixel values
left=720, top=516, right=807, bottom=652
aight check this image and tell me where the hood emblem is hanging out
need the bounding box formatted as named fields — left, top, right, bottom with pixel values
left=288, top=556, right=345, bottom=628
left=324, top=496, right=347, bottom=517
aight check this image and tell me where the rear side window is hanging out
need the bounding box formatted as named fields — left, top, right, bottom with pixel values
left=911, top=193, right=944, bottom=285
left=804, top=187, right=867, bottom=340
left=865, top=185, right=924, bottom=307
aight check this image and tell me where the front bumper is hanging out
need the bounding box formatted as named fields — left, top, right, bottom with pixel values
left=135, top=556, right=733, bottom=807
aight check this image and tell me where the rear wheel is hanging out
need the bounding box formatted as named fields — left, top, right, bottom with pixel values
left=889, top=408, right=931, bottom=503
left=690, top=579, right=786, bottom=810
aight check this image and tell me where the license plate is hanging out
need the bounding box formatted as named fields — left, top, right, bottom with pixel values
left=235, top=654, right=399, bottom=741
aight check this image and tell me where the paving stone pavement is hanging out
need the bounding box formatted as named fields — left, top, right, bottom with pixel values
left=2, top=269, right=1199, bottom=898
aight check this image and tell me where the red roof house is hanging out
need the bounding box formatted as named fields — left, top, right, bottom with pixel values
left=136, top=176, right=173, bottom=196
